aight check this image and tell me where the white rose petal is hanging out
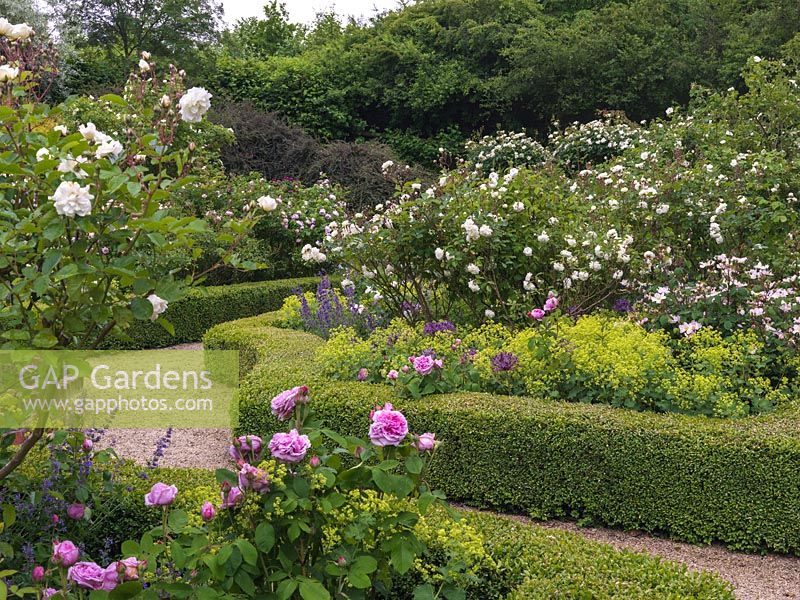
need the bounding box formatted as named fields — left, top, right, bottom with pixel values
left=178, top=87, right=212, bottom=123
left=51, top=181, right=93, bottom=217
left=147, top=294, right=169, bottom=321
left=9, top=23, right=33, bottom=41
left=257, top=195, right=278, bottom=211
left=0, top=64, right=19, bottom=82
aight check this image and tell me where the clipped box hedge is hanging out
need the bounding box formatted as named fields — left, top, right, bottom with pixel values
left=204, top=313, right=800, bottom=555
left=104, top=277, right=323, bottom=349
left=109, top=464, right=733, bottom=599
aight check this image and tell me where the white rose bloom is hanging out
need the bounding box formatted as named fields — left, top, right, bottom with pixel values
left=479, top=224, right=493, bottom=237
left=468, top=280, right=480, bottom=293
left=57, top=156, right=88, bottom=178
left=0, top=18, right=13, bottom=36
left=95, top=139, right=124, bottom=159
left=0, top=64, right=19, bottom=82
left=9, top=23, right=33, bottom=41
left=434, top=247, right=445, bottom=260
left=257, top=195, right=278, bottom=211
left=485, top=309, right=495, bottom=319
left=79, top=122, right=101, bottom=142
left=147, top=294, right=169, bottom=321
left=411, top=182, right=422, bottom=191
left=655, top=204, right=670, bottom=215
left=553, top=262, right=565, bottom=272
left=537, top=231, right=549, bottom=243
left=51, top=181, right=94, bottom=217
left=141, top=51, right=151, bottom=60
left=467, top=263, right=480, bottom=275
left=589, top=260, right=601, bottom=271
left=36, top=147, right=51, bottom=161
left=523, top=246, right=532, bottom=256
left=178, top=87, right=212, bottom=123
left=54, top=125, right=68, bottom=135
left=341, top=279, right=354, bottom=290
left=381, top=160, right=394, bottom=172
left=160, top=94, right=172, bottom=108
left=512, top=201, right=525, bottom=212
left=139, top=59, right=150, bottom=72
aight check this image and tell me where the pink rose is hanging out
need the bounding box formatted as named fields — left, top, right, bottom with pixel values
left=528, top=308, right=545, bottom=320
left=52, top=540, right=80, bottom=567
left=238, top=463, right=270, bottom=492
left=68, top=562, right=115, bottom=591
left=144, top=482, right=177, bottom=507
left=413, top=432, right=436, bottom=452
left=387, top=369, right=399, bottom=381
left=43, top=589, right=58, bottom=599
left=544, top=296, right=559, bottom=312
left=269, top=429, right=311, bottom=463
left=401, top=365, right=410, bottom=373
left=412, top=355, right=435, bottom=375
left=32, top=566, right=45, bottom=582
left=67, top=503, right=85, bottom=520
left=270, top=386, right=309, bottom=421
left=309, top=455, right=321, bottom=467
left=357, top=368, right=369, bottom=381
left=81, top=438, right=93, bottom=452
left=114, top=557, right=144, bottom=581
left=221, top=486, right=244, bottom=509
left=229, top=435, right=263, bottom=462
left=369, top=403, right=408, bottom=447
left=201, top=501, right=216, bottom=522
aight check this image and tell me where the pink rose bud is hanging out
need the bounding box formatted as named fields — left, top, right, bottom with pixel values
left=356, top=368, right=368, bottom=381
left=52, top=540, right=80, bottom=567
left=354, top=446, right=365, bottom=458
left=201, top=502, right=216, bottom=522
left=414, top=432, right=437, bottom=452
left=43, top=589, right=58, bottom=599
left=401, top=365, right=410, bottom=374
left=387, top=369, right=399, bottom=381
left=336, top=556, right=347, bottom=567
left=32, top=566, right=45, bottom=582
left=67, top=503, right=85, bottom=520
left=309, top=456, right=321, bottom=468
left=82, top=438, right=93, bottom=452
left=528, top=308, right=545, bottom=320
left=544, top=296, right=559, bottom=312
left=51, top=514, right=59, bottom=525
left=143, top=482, right=178, bottom=507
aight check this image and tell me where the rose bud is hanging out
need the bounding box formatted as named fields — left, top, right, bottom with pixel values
left=32, top=566, right=45, bottom=582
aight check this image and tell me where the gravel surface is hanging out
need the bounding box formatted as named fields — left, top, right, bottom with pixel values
left=104, top=344, right=800, bottom=599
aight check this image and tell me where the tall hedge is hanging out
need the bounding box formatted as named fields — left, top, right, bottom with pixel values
left=204, top=313, right=800, bottom=555
left=104, top=277, right=322, bottom=349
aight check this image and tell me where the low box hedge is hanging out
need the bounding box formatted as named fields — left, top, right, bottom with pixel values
left=109, top=464, right=732, bottom=599
left=204, top=313, right=800, bottom=555
left=103, top=277, right=323, bottom=349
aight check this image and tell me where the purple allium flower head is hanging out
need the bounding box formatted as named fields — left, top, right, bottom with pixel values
left=613, top=298, right=632, bottom=313
left=423, top=321, right=456, bottom=336
left=491, top=352, right=519, bottom=372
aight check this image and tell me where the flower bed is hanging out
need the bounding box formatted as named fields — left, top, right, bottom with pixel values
left=103, top=277, right=326, bottom=349
left=105, top=465, right=732, bottom=599
left=204, top=312, right=800, bottom=554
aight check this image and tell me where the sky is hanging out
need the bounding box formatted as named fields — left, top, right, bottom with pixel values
left=222, top=0, right=402, bottom=25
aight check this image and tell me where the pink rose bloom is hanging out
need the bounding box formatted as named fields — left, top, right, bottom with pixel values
left=369, top=403, right=408, bottom=447
left=144, top=482, right=177, bottom=507
left=401, top=365, right=410, bottom=373
left=81, top=438, right=93, bottom=452
left=543, top=296, right=559, bottom=312
left=356, top=368, right=369, bottom=381
left=528, top=308, right=545, bottom=320
left=32, top=566, right=45, bottom=582
left=68, top=562, right=115, bottom=591
left=67, top=503, right=85, bottom=520
left=412, top=355, right=435, bottom=375
left=221, top=486, right=244, bottom=509
left=43, top=589, right=58, bottom=599
left=229, top=435, right=263, bottom=462
left=309, top=455, right=321, bottom=467
left=414, top=432, right=436, bottom=452
left=269, top=429, right=311, bottom=463
left=387, top=369, right=399, bottom=381
left=270, top=386, right=309, bottom=421
left=51, top=514, right=59, bottom=525
left=434, top=359, right=444, bottom=369
left=201, top=501, right=216, bottom=522
left=238, top=463, right=270, bottom=492
left=52, top=540, right=80, bottom=567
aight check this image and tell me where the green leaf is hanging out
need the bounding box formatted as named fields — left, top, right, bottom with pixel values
left=405, top=455, right=423, bottom=474
left=298, top=580, right=330, bottom=600
left=131, top=297, right=153, bottom=320
left=2, top=505, right=15, bottom=528
left=390, top=542, right=415, bottom=574
left=0, top=579, right=6, bottom=600
left=100, top=94, right=127, bottom=107
left=276, top=580, right=297, bottom=600
left=215, top=468, right=238, bottom=486
left=349, top=555, right=377, bottom=576
left=109, top=581, right=143, bottom=600
left=254, top=522, right=275, bottom=553
left=120, top=541, right=139, bottom=557
left=168, top=510, right=188, bottom=533
left=234, top=571, right=255, bottom=596
left=413, top=584, right=435, bottom=600
left=237, top=539, right=258, bottom=566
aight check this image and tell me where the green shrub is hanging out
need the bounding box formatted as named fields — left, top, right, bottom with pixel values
left=204, top=315, right=800, bottom=555
left=105, top=277, right=323, bottom=349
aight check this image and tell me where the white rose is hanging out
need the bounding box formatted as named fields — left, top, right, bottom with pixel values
left=435, top=247, right=445, bottom=260
left=79, top=122, right=101, bottom=142
left=54, top=125, right=68, bottom=135
left=467, top=263, right=480, bottom=275
left=95, top=139, right=124, bottom=159
left=147, top=294, right=169, bottom=321
left=512, top=201, right=525, bottom=212
left=341, top=279, right=354, bottom=290
left=523, top=246, right=532, bottom=256
left=0, top=18, right=13, bottom=36
left=141, top=51, right=151, bottom=60
left=160, top=94, right=171, bottom=108
left=139, top=59, right=150, bottom=72
left=36, top=147, right=51, bottom=161
left=479, top=224, right=493, bottom=237
left=0, top=64, right=19, bottom=82
left=257, top=195, right=278, bottom=211
left=9, top=23, right=33, bottom=41
left=485, top=309, right=495, bottom=319
left=381, top=160, right=394, bottom=172
left=178, top=87, right=212, bottom=123
left=51, top=181, right=94, bottom=217
left=468, top=280, right=480, bottom=293
left=537, top=231, right=549, bottom=243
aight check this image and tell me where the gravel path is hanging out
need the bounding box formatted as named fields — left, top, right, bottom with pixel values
left=104, top=344, right=800, bottom=599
